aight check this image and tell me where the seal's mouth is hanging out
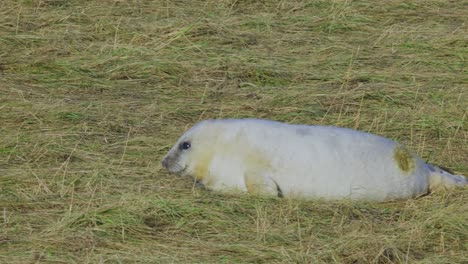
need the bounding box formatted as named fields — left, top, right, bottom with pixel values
left=195, top=179, right=204, bottom=187
left=177, top=165, right=188, bottom=176
left=162, top=156, right=187, bottom=175
left=167, top=165, right=186, bottom=175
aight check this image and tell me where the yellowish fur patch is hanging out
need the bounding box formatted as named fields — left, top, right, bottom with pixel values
left=393, top=146, right=415, bottom=173
left=429, top=176, right=446, bottom=192
left=244, top=176, right=261, bottom=194
left=243, top=151, right=273, bottom=195
left=189, top=148, right=215, bottom=183
left=188, top=129, right=274, bottom=194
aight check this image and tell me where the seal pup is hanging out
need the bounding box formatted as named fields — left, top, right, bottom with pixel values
left=162, top=118, right=466, bottom=201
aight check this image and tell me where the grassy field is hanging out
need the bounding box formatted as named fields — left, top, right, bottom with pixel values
left=1, top=0, right=467, bottom=263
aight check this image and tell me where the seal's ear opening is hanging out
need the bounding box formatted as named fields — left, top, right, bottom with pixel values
left=179, top=141, right=191, bottom=150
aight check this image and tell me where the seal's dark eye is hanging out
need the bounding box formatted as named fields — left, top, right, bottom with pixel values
left=180, top=141, right=191, bottom=150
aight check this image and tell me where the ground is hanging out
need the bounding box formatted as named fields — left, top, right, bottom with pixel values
left=0, top=0, right=467, bottom=263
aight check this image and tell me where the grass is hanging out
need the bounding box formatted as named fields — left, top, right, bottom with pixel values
left=0, top=0, right=467, bottom=263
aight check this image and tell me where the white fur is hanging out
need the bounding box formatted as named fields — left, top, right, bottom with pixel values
left=162, top=118, right=466, bottom=201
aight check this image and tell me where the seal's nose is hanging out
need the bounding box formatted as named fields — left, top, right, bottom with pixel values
left=162, top=157, right=169, bottom=168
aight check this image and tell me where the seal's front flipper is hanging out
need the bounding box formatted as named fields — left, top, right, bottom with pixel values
left=244, top=170, right=282, bottom=197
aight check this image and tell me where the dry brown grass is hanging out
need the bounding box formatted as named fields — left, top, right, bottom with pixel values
left=1, top=0, right=467, bottom=263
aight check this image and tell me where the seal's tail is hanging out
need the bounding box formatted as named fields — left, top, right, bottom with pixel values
left=428, top=164, right=467, bottom=191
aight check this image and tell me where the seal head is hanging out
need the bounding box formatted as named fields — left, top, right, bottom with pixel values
left=162, top=139, right=192, bottom=174
left=161, top=120, right=218, bottom=178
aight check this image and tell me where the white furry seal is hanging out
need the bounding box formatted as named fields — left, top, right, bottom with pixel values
left=162, top=118, right=466, bottom=201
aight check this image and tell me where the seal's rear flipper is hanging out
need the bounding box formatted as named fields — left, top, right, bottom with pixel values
left=428, top=164, right=467, bottom=191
